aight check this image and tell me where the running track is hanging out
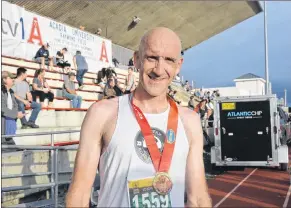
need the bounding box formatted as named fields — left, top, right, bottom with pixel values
left=207, top=148, right=291, bottom=207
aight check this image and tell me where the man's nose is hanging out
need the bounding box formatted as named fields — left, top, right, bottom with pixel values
left=153, top=58, right=166, bottom=75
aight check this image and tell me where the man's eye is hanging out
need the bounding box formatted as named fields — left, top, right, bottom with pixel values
left=146, top=56, right=158, bottom=62
left=165, top=57, right=176, bottom=63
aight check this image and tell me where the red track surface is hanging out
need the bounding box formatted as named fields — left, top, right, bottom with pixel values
left=208, top=148, right=291, bottom=207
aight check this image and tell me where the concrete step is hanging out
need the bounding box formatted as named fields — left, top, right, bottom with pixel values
left=14, top=126, right=80, bottom=145
left=17, top=110, right=86, bottom=129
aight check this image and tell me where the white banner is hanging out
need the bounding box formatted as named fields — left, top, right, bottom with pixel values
left=2, top=2, right=112, bottom=73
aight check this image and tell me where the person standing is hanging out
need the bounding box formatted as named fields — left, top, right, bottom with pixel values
left=73, top=51, right=88, bottom=90
left=63, top=72, right=83, bottom=108
left=123, top=67, right=136, bottom=94
left=66, top=27, right=211, bottom=207
left=13, top=67, right=41, bottom=128
left=1, top=71, right=25, bottom=145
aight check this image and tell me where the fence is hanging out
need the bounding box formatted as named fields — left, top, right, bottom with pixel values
left=1, top=130, right=80, bottom=207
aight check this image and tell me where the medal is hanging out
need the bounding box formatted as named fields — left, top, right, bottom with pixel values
left=153, top=172, right=173, bottom=195
left=130, top=93, right=178, bottom=195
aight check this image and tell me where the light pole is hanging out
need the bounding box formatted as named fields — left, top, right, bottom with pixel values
left=284, top=89, right=287, bottom=107
left=264, top=1, right=270, bottom=95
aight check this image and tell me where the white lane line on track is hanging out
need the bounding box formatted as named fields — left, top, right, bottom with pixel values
left=214, top=168, right=257, bottom=208
left=283, top=182, right=291, bottom=208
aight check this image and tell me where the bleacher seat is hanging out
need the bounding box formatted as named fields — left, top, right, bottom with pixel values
left=1, top=55, right=139, bottom=146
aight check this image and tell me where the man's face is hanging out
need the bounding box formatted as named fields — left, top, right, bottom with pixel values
left=70, top=75, right=75, bottom=81
left=5, top=77, right=14, bottom=88
left=135, top=33, right=183, bottom=97
left=109, top=79, right=115, bottom=87
left=22, top=72, right=27, bottom=80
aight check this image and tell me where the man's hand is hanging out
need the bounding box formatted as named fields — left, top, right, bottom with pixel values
left=23, top=100, right=31, bottom=107
left=17, top=112, right=25, bottom=119
left=43, top=88, right=49, bottom=93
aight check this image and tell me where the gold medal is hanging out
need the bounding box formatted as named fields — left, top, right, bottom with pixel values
left=153, top=172, right=173, bottom=195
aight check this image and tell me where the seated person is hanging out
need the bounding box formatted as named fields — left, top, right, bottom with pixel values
left=55, top=48, right=71, bottom=72
left=13, top=67, right=41, bottom=129
left=34, top=43, right=54, bottom=71
left=31, top=69, right=54, bottom=108
left=63, top=72, right=82, bottom=108
left=103, top=78, right=116, bottom=99
left=97, top=68, right=108, bottom=88
left=1, top=71, right=25, bottom=145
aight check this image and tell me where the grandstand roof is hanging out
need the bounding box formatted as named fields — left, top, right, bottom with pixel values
left=235, top=73, right=263, bottom=80
left=9, top=1, right=262, bottom=51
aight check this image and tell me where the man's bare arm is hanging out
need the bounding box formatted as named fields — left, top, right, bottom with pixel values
left=180, top=108, right=212, bottom=207
left=66, top=100, right=113, bottom=207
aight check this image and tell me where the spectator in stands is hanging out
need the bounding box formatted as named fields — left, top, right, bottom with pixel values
left=183, top=80, right=190, bottom=92
left=73, top=51, right=88, bottom=90
left=63, top=72, right=82, bottom=108
left=13, top=67, right=41, bottom=129
left=97, top=68, right=107, bottom=88
left=104, top=78, right=117, bottom=99
left=55, top=48, right=71, bottom=73
left=128, top=57, right=134, bottom=66
left=95, top=28, right=102, bottom=36
left=188, top=96, right=195, bottom=110
left=112, top=58, right=119, bottom=67
left=194, top=99, right=212, bottom=127
left=1, top=71, right=25, bottom=145
left=34, top=43, right=54, bottom=71
left=124, top=67, right=136, bottom=94
left=31, top=69, right=54, bottom=108
left=194, top=89, right=201, bottom=98
left=206, top=99, right=214, bottom=127
left=169, top=90, right=181, bottom=105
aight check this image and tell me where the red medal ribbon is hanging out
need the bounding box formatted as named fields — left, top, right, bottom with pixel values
left=130, top=94, right=178, bottom=173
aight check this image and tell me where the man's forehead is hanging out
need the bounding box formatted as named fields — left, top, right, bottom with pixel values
left=144, top=41, right=180, bottom=58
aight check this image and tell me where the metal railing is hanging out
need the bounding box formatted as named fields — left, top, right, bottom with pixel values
left=1, top=130, right=80, bottom=207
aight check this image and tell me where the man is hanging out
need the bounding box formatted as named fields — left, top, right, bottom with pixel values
left=63, top=72, right=82, bottom=108
left=55, top=48, right=71, bottom=72
left=1, top=71, right=25, bottom=146
left=34, top=43, right=54, bottom=71
left=13, top=68, right=41, bottom=128
left=123, top=67, right=136, bottom=94
left=188, top=95, right=195, bottom=110
left=66, top=27, right=212, bottom=207
left=73, top=51, right=88, bottom=90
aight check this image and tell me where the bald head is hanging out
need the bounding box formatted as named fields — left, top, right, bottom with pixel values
left=139, top=27, right=182, bottom=58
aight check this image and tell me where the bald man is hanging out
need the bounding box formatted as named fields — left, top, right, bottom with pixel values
left=66, top=27, right=212, bottom=207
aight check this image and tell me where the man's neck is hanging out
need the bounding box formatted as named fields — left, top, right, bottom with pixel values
left=132, top=85, right=168, bottom=114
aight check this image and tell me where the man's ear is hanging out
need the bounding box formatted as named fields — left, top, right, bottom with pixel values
left=134, top=51, right=140, bottom=70
left=175, top=57, right=184, bottom=76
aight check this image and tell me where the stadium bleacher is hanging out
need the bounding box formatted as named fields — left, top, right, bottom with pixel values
left=2, top=55, right=139, bottom=145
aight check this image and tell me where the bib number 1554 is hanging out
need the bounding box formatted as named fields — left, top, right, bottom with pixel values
left=131, top=192, right=171, bottom=208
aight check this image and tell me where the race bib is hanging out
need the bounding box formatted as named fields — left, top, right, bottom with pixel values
left=128, top=177, right=172, bottom=208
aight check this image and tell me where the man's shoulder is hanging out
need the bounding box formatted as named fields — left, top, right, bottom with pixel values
left=87, top=97, right=119, bottom=118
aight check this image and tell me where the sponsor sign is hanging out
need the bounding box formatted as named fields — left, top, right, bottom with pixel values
left=2, top=1, right=112, bottom=72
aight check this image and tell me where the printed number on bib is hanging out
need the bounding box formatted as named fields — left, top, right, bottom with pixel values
left=128, top=177, right=172, bottom=208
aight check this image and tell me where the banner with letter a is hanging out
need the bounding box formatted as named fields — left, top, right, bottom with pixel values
left=2, top=1, right=112, bottom=73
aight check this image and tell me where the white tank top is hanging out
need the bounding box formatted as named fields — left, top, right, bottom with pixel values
left=97, top=94, right=189, bottom=207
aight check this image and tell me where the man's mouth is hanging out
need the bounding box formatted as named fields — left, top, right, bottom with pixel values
left=148, top=74, right=165, bottom=81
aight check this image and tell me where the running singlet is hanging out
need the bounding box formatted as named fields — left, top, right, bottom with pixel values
left=97, top=94, right=189, bottom=207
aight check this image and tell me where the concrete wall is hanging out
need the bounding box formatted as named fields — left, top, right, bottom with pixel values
left=235, top=79, right=265, bottom=95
